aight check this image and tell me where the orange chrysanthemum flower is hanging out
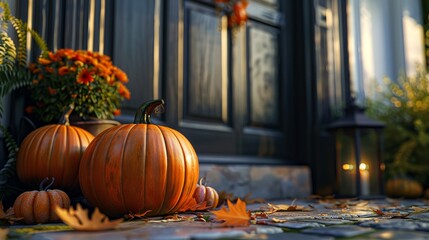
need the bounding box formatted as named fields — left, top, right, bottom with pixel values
left=58, top=66, right=70, bottom=76
left=48, top=51, right=61, bottom=62
left=45, top=66, right=55, bottom=73
left=118, top=83, right=131, bottom=100
left=90, top=58, right=99, bottom=66
left=73, top=53, right=86, bottom=63
left=97, top=64, right=110, bottom=79
left=74, top=60, right=84, bottom=67
left=77, top=69, right=94, bottom=85
left=113, top=109, right=121, bottom=116
left=61, top=49, right=75, bottom=59
left=114, top=68, right=128, bottom=83
left=38, top=58, right=52, bottom=65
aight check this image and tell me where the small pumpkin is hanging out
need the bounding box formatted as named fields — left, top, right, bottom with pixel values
left=193, top=177, right=219, bottom=209
left=79, top=99, right=199, bottom=217
left=13, top=177, right=71, bottom=224
left=16, top=106, right=94, bottom=194
left=385, top=178, right=423, bottom=198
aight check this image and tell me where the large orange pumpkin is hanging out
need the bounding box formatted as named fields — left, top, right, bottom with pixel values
left=16, top=108, right=94, bottom=194
left=79, top=99, right=199, bottom=217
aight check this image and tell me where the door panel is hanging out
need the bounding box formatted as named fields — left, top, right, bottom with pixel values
left=178, top=2, right=236, bottom=155
left=113, top=0, right=161, bottom=117
left=184, top=5, right=229, bottom=125
left=248, top=23, right=280, bottom=128
left=243, top=21, right=285, bottom=158
left=166, top=0, right=293, bottom=163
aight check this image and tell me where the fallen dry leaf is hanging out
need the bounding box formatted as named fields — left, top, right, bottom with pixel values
left=211, top=198, right=250, bottom=227
left=271, top=217, right=288, bottom=223
left=410, top=206, right=429, bottom=214
left=254, top=212, right=269, bottom=218
left=0, top=201, right=22, bottom=224
left=55, top=204, right=123, bottom=231
left=321, top=199, right=368, bottom=210
left=164, top=214, right=195, bottom=222
left=179, top=197, right=208, bottom=212
left=267, top=202, right=314, bottom=212
left=372, top=208, right=384, bottom=216
left=371, top=208, right=409, bottom=218
left=127, top=210, right=152, bottom=220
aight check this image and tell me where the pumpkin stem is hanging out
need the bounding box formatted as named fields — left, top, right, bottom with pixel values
left=58, top=104, right=75, bottom=126
left=39, top=177, right=55, bottom=191
left=134, top=99, right=165, bottom=124
left=199, top=177, right=207, bottom=186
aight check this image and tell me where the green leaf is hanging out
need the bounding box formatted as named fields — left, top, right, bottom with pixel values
left=0, top=125, right=18, bottom=198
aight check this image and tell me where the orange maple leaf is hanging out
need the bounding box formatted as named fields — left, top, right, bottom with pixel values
left=211, top=198, right=250, bottom=227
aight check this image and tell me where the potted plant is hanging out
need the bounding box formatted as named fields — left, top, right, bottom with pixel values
left=25, top=48, right=131, bottom=135
left=366, top=67, right=429, bottom=197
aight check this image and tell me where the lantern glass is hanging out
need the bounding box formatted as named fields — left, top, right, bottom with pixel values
left=335, top=128, right=383, bottom=197
left=336, top=129, right=356, bottom=196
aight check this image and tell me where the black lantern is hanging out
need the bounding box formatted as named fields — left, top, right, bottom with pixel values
left=328, top=101, right=385, bottom=198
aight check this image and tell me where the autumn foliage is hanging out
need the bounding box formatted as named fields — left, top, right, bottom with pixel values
left=55, top=204, right=123, bottom=231
left=211, top=198, right=250, bottom=227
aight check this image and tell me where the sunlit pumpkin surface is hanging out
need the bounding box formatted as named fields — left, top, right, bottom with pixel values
left=16, top=124, right=94, bottom=195
left=79, top=124, right=199, bottom=217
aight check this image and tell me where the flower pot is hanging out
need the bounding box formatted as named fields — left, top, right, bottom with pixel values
left=70, top=119, right=120, bottom=136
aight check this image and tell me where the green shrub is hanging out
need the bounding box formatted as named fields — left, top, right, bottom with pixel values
left=366, top=68, right=429, bottom=186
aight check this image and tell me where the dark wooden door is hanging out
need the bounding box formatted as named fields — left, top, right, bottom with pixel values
left=163, top=0, right=298, bottom=164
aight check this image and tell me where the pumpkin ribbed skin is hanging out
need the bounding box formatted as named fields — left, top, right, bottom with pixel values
left=17, top=124, right=94, bottom=194
left=13, top=189, right=70, bottom=224
left=79, top=124, right=199, bottom=217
